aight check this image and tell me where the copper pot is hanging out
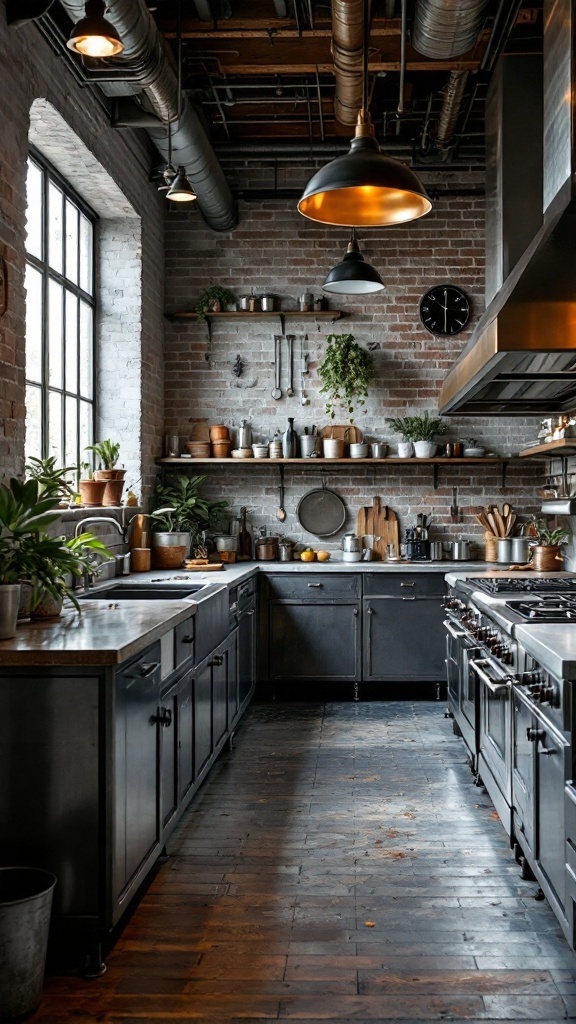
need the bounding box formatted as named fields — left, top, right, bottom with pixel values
left=255, top=537, right=278, bottom=560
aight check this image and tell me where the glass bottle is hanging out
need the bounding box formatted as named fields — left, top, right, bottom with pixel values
left=282, top=417, right=296, bottom=458
left=237, top=506, right=252, bottom=561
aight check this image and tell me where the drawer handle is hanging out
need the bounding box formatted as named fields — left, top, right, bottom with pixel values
left=208, top=655, right=224, bottom=667
left=400, top=582, right=415, bottom=588
left=308, top=583, right=323, bottom=588
left=246, top=609, right=255, bottom=616
left=180, top=635, right=194, bottom=644
left=527, top=727, right=545, bottom=743
left=135, top=662, right=159, bottom=678
left=153, top=706, right=172, bottom=727
left=402, top=596, right=417, bottom=601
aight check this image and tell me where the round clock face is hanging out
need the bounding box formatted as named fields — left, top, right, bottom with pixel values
left=419, top=285, right=471, bottom=336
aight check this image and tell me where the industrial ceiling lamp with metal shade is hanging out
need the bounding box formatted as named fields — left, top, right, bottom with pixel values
left=165, top=0, right=197, bottom=204
left=66, top=0, right=124, bottom=57
left=322, top=230, right=385, bottom=294
left=297, top=0, right=431, bottom=227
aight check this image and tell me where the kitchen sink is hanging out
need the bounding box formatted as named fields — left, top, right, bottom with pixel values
left=83, top=583, right=207, bottom=601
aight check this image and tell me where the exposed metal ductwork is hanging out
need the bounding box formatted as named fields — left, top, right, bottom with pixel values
left=412, top=0, right=491, bottom=59
left=57, top=0, right=237, bottom=231
left=332, top=0, right=365, bottom=126
left=436, top=69, right=468, bottom=146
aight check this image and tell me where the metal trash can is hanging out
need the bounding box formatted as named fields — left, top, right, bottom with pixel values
left=0, top=867, right=57, bottom=1022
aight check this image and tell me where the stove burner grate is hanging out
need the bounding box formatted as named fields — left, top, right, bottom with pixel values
left=506, top=595, right=576, bottom=620
left=472, top=577, right=575, bottom=595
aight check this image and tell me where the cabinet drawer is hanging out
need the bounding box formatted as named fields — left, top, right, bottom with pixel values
left=238, top=576, right=256, bottom=610
left=175, top=616, right=195, bottom=667
left=267, top=573, right=360, bottom=600
left=363, top=572, right=445, bottom=597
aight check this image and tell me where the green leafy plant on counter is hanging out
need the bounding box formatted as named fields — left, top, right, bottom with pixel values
left=150, top=474, right=228, bottom=542
left=386, top=411, right=447, bottom=442
left=528, top=515, right=570, bottom=547
left=195, top=285, right=237, bottom=322
left=85, top=439, right=121, bottom=470
left=0, top=477, right=112, bottom=610
left=25, top=456, right=77, bottom=503
left=318, top=334, right=373, bottom=423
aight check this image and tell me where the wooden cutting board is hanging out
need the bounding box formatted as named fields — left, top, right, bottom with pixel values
left=320, top=424, right=363, bottom=443
left=183, top=560, right=225, bottom=571
left=356, top=497, right=400, bottom=561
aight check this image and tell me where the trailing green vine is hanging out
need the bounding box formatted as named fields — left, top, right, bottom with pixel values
left=318, top=333, right=373, bottom=423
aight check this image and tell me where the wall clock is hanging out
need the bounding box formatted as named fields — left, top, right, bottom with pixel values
left=419, top=284, right=470, bottom=336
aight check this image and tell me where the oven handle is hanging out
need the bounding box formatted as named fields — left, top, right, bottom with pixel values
left=443, top=619, right=467, bottom=641
left=471, top=658, right=512, bottom=695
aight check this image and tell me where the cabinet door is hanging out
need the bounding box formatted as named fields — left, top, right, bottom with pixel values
left=194, top=663, right=212, bottom=777
left=269, top=602, right=360, bottom=680
left=159, top=681, right=179, bottom=831
left=238, top=601, right=256, bottom=706
left=178, top=671, right=194, bottom=802
left=115, top=648, right=161, bottom=899
left=363, top=597, right=445, bottom=681
left=212, top=649, right=228, bottom=748
left=536, top=724, right=567, bottom=911
left=228, top=628, right=239, bottom=725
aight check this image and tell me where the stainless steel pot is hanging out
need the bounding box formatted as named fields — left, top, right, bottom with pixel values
left=429, top=542, right=443, bottom=561
left=342, top=533, right=361, bottom=553
left=239, top=295, right=251, bottom=310
left=450, top=540, right=471, bottom=560
left=278, top=540, right=294, bottom=561
left=255, top=537, right=279, bottom=560
left=260, top=294, right=276, bottom=311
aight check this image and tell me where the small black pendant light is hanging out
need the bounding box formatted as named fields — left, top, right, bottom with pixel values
left=297, top=0, right=430, bottom=227
left=322, top=230, right=385, bottom=295
left=165, top=0, right=197, bottom=204
left=67, top=0, right=124, bottom=57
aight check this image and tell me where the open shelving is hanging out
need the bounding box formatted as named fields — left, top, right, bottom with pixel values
left=165, top=309, right=345, bottom=341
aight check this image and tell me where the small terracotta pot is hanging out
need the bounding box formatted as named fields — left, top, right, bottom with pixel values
left=101, top=479, right=125, bottom=507
left=211, top=440, right=232, bottom=458
left=209, top=424, right=230, bottom=442
left=532, top=545, right=564, bottom=571
left=94, top=468, right=124, bottom=481
left=78, top=479, right=107, bottom=506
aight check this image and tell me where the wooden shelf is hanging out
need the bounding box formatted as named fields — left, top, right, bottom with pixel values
left=157, top=455, right=516, bottom=490
left=165, top=309, right=345, bottom=340
left=518, top=438, right=576, bottom=458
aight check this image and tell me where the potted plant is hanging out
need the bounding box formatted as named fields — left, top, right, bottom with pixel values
left=26, top=456, right=77, bottom=507
left=150, top=474, right=227, bottom=569
left=0, top=477, right=112, bottom=635
left=528, top=516, right=570, bottom=572
left=85, top=440, right=125, bottom=505
left=317, top=334, right=373, bottom=426
left=386, top=411, right=447, bottom=458
left=78, top=462, right=107, bottom=507
left=195, top=285, right=236, bottom=321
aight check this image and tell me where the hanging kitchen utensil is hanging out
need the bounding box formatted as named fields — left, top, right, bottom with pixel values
left=276, top=465, right=287, bottom=522
left=296, top=478, right=347, bottom=537
left=272, top=335, right=282, bottom=400
left=286, top=335, right=295, bottom=398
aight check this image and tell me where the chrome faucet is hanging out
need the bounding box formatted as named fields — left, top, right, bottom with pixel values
left=73, top=517, right=127, bottom=590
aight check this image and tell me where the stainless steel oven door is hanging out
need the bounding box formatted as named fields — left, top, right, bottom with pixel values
left=473, top=657, right=513, bottom=831
left=444, top=619, right=479, bottom=765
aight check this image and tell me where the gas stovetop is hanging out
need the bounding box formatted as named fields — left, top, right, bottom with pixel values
left=471, top=577, right=575, bottom=595
left=505, top=596, right=576, bottom=621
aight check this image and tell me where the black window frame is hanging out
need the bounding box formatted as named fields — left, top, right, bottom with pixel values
left=24, top=146, right=97, bottom=472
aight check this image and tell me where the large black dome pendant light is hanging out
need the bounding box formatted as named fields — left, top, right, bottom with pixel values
left=322, top=229, right=385, bottom=294
left=297, top=0, right=431, bottom=227
left=166, top=0, right=197, bottom=204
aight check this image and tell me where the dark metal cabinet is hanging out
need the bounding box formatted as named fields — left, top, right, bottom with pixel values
left=264, top=575, right=361, bottom=683
left=193, top=631, right=237, bottom=781
left=363, top=573, right=446, bottom=683
left=114, top=644, right=162, bottom=907
left=194, top=661, right=213, bottom=778
left=238, top=596, right=257, bottom=710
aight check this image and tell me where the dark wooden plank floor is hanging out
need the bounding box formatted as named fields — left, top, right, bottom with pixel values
left=37, top=701, right=576, bottom=1021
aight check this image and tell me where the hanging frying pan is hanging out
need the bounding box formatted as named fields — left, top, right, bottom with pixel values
left=296, top=483, right=347, bottom=537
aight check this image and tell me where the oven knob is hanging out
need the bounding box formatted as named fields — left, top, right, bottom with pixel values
left=542, top=686, right=557, bottom=706
left=501, top=646, right=513, bottom=665
left=486, top=634, right=500, bottom=649
left=522, top=670, right=543, bottom=687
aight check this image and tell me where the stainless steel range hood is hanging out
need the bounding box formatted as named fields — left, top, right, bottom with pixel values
left=439, top=0, right=576, bottom=415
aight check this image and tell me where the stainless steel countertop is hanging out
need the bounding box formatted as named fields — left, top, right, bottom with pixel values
left=515, top=624, right=576, bottom=680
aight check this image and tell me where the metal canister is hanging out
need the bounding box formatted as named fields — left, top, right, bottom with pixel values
left=278, top=540, right=294, bottom=561
left=269, top=439, right=283, bottom=458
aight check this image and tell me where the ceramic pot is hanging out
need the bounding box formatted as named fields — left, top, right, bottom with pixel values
left=209, top=424, right=229, bottom=442
left=323, top=438, right=344, bottom=458
left=414, top=440, right=437, bottom=458
left=0, top=583, right=21, bottom=639
left=151, top=531, right=190, bottom=569
left=397, top=441, right=414, bottom=458
left=94, top=469, right=126, bottom=507
left=532, top=544, right=563, bottom=571
left=78, top=479, right=106, bottom=507
left=350, top=443, right=369, bottom=458
left=31, top=590, right=63, bottom=618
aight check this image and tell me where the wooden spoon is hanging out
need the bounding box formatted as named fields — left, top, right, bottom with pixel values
left=493, top=508, right=506, bottom=536
left=504, top=512, right=517, bottom=536
left=485, top=510, right=499, bottom=536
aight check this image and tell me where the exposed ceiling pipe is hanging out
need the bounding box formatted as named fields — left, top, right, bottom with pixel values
left=412, top=0, right=491, bottom=59
left=57, top=0, right=237, bottom=231
left=436, top=69, right=468, bottom=146
left=332, top=0, right=365, bottom=126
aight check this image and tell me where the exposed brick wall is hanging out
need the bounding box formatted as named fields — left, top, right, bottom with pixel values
left=0, top=9, right=165, bottom=497
left=162, top=166, right=543, bottom=554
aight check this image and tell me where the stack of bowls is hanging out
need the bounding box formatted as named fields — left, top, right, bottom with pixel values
left=252, top=443, right=269, bottom=458
left=209, top=424, right=231, bottom=458
left=231, top=447, right=253, bottom=459
left=186, top=441, right=211, bottom=458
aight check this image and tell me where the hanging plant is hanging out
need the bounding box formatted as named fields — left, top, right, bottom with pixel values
left=318, top=333, right=373, bottom=422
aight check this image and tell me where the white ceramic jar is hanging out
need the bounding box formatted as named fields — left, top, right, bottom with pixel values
left=350, top=443, right=369, bottom=458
